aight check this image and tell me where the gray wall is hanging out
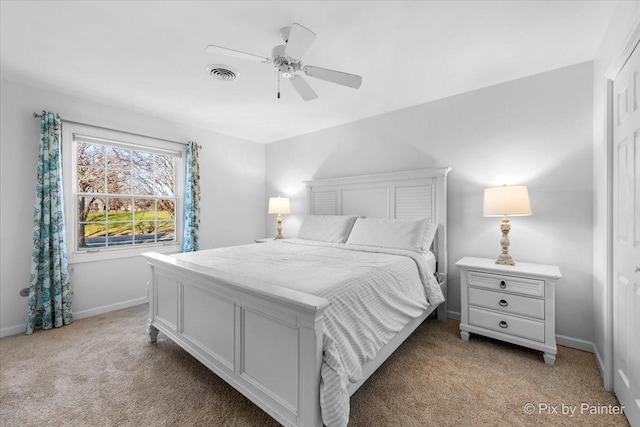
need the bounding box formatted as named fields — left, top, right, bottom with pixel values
left=0, top=60, right=599, bottom=347
left=0, top=78, right=265, bottom=336
left=265, top=62, right=595, bottom=344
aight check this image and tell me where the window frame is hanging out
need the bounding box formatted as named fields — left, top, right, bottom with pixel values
left=62, top=123, right=185, bottom=263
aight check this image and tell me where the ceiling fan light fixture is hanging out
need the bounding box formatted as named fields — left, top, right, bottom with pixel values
left=279, top=64, right=293, bottom=79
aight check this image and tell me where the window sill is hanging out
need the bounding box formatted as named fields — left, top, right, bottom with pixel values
left=68, top=243, right=182, bottom=264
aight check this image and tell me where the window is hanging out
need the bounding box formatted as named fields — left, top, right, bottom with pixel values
left=63, top=123, right=184, bottom=262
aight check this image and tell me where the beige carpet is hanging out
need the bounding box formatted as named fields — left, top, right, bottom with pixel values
left=0, top=305, right=628, bottom=427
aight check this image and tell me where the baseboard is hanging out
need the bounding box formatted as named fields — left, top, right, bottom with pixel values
left=555, top=334, right=595, bottom=353
left=447, top=310, right=461, bottom=320
left=593, top=344, right=611, bottom=390
left=0, top=324, right=26, bottom=338
left=0, top=296, right=147, bottom=338
left=556, top=336, right=614, bottom=391
left=73, top=297, right=148, bottom=319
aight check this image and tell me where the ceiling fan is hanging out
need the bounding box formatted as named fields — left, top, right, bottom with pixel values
left=205, top=23, right=362, bottom=101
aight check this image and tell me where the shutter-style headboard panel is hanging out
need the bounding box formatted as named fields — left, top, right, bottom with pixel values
left=304, top=167, right=451, bottom=275
left=312, top=191, right=337, bottom=215
left=395, top=185, right=434, bottom=220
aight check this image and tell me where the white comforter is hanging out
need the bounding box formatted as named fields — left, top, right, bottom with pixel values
left=172, top=239, right=444, bottom=427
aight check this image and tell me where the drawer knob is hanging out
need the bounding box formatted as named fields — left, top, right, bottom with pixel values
left=499, top=280, right=506, bottom=289
left=499, top=299, right=508, bottom=307
left=499, top=320, right=508, bottom=329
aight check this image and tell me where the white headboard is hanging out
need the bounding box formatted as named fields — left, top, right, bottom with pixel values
left=304, top=167, right=451, bottom=275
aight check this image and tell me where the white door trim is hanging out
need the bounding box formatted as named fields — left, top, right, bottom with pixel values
left=604, top=14, right=640, bottom=393
left=606, top=19, right=640, bottom=80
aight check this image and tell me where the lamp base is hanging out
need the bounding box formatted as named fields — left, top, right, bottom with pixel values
left=274, top=213, right=284, bottom=239
left=496, top=215, right=516, bottom=266
left=495, top=253, right=515, bottom=266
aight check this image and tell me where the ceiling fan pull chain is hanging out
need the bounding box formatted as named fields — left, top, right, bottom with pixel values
left=277, top=70, right=281, bottom=99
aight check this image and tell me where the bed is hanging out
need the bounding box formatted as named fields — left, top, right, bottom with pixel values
left=142, top=167, right=451, bottom=427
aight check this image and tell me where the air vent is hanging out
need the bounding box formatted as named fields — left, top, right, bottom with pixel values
left=206, top=64, right=239, bottom=82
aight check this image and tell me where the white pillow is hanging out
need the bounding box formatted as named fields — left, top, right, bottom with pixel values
left=422, top=223, right=438, bottom=252
left=297, top=215, right=358, bottom=243
left=345, top=217, right=429, bottom=252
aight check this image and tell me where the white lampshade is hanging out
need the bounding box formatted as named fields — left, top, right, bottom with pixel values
left=483, top=185, right=532, bottom=217
left=268, top=197, right=291, bottom=215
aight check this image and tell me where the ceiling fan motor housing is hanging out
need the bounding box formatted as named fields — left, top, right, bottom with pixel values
left=272, top=45, right=286, bottom=60
left=272, top=44, right=301, bottom=78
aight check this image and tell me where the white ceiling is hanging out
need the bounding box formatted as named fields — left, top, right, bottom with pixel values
left=1, top=1, right=616, bottom=144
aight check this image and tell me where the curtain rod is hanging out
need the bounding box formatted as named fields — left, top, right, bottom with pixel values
left=32, top=112, right=202, bottom=149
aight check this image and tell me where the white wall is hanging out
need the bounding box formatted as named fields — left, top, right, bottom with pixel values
left=266, top=63, right=595, bottom=344
left=592, top=2, right=640, bottom=389
left=0, top=77, right=265, bottom=336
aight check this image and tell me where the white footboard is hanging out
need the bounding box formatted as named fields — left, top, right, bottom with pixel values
left=143, top=252, right=329, bottom=427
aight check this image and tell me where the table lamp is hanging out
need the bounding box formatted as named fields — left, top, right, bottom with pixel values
left=483, top=185, right=532, bottom=266
left=268, top=196, right=291, bottom=239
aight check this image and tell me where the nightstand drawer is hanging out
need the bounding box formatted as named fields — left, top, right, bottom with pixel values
left=468, top=271, right=544, bottom=297
left=469, top=307, right=545, bottom=342
left=468, top=287, right=544, bottom=319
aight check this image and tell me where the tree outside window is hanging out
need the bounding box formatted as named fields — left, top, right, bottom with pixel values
left=76, top=141, right=177, bottom=250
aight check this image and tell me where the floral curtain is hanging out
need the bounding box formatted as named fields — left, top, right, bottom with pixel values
left=26, top=111, right=72, bottom=334
left=183, top=141, right=200, bottom=252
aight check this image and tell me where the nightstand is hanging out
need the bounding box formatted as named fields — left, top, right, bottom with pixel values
left=456, top=257, right=562, bottom=365
left=254, top=238, right=274, bottom=243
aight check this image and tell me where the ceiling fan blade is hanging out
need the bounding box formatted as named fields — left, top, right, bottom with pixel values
left=303, top=65, right=362, bottom=89
left=284, top=23, right=316, bottom=59
left=205, top=44, right=270, bottom=63
left=290, top=75, right=318, bottom=101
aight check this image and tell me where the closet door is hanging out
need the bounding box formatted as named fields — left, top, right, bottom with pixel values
left=613, top=42, right=640, bottom=427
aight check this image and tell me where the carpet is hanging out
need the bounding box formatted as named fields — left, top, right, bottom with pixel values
left=0, top=305, right=628, bottom=426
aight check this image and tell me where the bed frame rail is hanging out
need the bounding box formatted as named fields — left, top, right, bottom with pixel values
left=143, top=252, right=329, bottom=427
